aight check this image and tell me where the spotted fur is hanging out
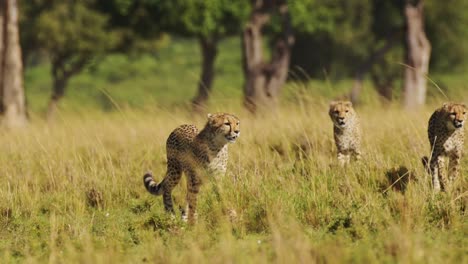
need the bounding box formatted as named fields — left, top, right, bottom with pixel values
left=329, top=101, right=362, bottom=166
left=423, top=103, right=466, bottom=192
left=143, top=113, right=240, bottom=223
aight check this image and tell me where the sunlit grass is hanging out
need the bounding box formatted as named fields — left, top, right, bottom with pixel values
left=10, top=35, right=468, bottom=263
left=0, top=90, right=466, bottom=263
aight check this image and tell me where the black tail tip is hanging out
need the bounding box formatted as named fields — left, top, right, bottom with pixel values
left=143, top=171, right=153, bottom=182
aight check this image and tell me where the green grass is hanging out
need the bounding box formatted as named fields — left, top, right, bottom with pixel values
left=24, top=37, right=468, bottom=115
left=2, top=37, right=467, bottom=262
left=0, top=100, right=467, bottom=263
left=24, top=37, right=245, bottom=115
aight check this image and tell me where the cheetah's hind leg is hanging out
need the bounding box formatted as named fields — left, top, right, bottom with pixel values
left=143, top=159, right=183, bottom=214
left=184, top=169, right=202, bottom=224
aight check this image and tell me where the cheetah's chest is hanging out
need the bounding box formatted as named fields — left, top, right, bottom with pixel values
left=334, top=126, right=360, bottom=152
left=207, top=146, right=228, bottom=175
left=439, top=132, right=464, bottom=154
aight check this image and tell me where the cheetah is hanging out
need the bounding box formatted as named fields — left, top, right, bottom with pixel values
left=143, top=113, right=240, bottom=223
left=329, top=101, right=362, bottom=166
left=422, top=103, right=466, bottom=192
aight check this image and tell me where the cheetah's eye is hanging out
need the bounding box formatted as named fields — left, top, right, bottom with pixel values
left=450, top=113, right=456, bottom=116
left=345, top=110, right=349, bottom=113
left=334, top=110, right=339, bottom=114
left=224, top=122, right=230, bottom=126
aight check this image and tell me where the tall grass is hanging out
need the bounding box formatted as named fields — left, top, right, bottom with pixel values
left=5, top=37, right=467, bottom=263
left=0, top=91, right=466, bottom=263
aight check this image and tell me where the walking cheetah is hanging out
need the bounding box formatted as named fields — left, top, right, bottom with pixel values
left=329, top=101, right=362, bottom=166
left=143, top=113, right=240, bottom=223
left=422, top=103, right=466, bottom=192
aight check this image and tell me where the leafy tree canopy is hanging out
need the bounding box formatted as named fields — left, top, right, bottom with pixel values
left=149, top=0, right=250, bottom=38
left=36, top=2, right=115, bottom=58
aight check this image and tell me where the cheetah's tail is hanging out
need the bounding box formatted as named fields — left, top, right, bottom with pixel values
left=143, top=171, right=163, bottom=196
left=421, top=156, right=430, bottom=174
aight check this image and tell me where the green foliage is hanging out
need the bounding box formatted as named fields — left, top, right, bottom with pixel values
left=35, top=2, right=115, bottom=57
left=289, top=0, right=340, bottom=34
left=23, top=37, right=468, bottom=114
left=290, top=0, right=375, bottom=78
left=94, top=0, right=167, bottom=53
left=148, top=0, right=250, bottom=38
left=290, top=0, right=468, bottom=79
left=426, top=0, right=468, bottom=72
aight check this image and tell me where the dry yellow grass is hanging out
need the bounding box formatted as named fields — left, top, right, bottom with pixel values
left=0, top=97, right=467, bottom=263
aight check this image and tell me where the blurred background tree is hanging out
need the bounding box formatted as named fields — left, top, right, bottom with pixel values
left=403, top=0, right=431, bottom=109
left=291, top=0, right=468, bottom=106
left=241, top=0, right=294, bottom=114
left=95, top=0, right=166, bottom=53
left=21, top=0, right=118, bottom=119
left=6, top=0, right=467, bottom=120
left=0, top=0, right=27, bottom=127
left=242, top=0, right=342, bottom=113
left=148, top=0, right=250, bottom=112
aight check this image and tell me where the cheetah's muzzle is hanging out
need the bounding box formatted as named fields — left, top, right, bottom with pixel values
left=454, top=121, right=463, bottom=128
left=226, top=135, right=238, bottom=142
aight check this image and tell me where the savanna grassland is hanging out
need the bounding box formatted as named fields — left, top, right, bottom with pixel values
left=1, top=38, right=467, bottom=263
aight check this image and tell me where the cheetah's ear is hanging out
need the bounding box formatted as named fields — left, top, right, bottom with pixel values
left=207, top=113, right=219, bottom=125
left=442, top=102, right=450, bottom=110
left=329, top=101, right=337, bottom=108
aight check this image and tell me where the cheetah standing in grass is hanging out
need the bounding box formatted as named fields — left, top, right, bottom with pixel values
left=143, top=113, right=240, bottom=223
left=329, top=101, right=362, bottom=166
left=422, top=103, right=466, bottom=192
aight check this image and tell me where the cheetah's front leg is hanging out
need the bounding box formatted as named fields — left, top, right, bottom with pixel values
left=430, top=155, right=446, bottom=192
left=352, top=149, right=362, bottom=162
left=448, top=152, right=461, bottom=184
left=337, top=152, right=350, bottom=167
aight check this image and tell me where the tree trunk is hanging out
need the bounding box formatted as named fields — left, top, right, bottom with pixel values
left=0, top=0, right=27, bottom=128
left=192, top=36, right=218, bottom=113
left=47, top=57, right=87, bottom=120
left=371, top=70, right=395, bottom=103
left=242, top=0, right=294, bottom=114
left=46, top=74, right=67, bottom=121
left=0, top=2, right=4, bottom=113
left=403, top=0, right=431, bottom=109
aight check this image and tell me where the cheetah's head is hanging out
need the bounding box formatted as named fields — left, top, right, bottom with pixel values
left=329, top=101, right=355, bottom=128
left=443, top=102, right=467, bottom=130
left=206, top=113, right=240, bottom=143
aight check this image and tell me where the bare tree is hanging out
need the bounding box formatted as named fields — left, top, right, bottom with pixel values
left=0, top=0, right=27, bottom=127
left=242, top=0, right=294, bottom=114
left=403, top=0, right=431, bottom=109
